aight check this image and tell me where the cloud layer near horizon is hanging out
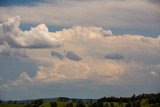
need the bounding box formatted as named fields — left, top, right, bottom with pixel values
left=0, top=16, right=160, bottom=99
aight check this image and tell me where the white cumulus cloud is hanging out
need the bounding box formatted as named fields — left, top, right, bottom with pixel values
left=0, top=16, right=112, bottom=48
left=0, top=16, right=63, bottom=48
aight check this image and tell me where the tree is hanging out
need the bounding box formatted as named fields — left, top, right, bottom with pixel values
left=149, top=96, right=157, bottom=104
left=104, top=103, right=109, bottom=107
left=130, top=102, right=135, bottom=107
left=131, top=94, right=136, bottom=102
left=66, top=102, right=73, bottom=107
left=126, top=101, right=131, bottom=107
left=141, top=99, right=149, bottom=106
left=76, top=101, right=85, bottom=107
left=89, top=102, right=98, bottom=107
left=118, top=102, right=123, bottom=107
left=24, top=104, right=33, bottom=107
left=50, top=102, right=58, bottom=107
left=33, top=99, right=43, bottom=107
left=135, top=101, right=141, bottom=107
left=97, top=101, right=103, bottom=107
left=88, top=103, right=93, bottom=107
left=58, top=97, right=69, bottom=102
left=110, top=102, right=114, bottom=107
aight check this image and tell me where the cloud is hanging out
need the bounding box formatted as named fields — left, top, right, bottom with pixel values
left=0, top=72, right=32, bottom=88
left=0, top=16, right=112, bottom=48
left=1, top=59, right=125, bottom=88
left=149, top=71, right=159, bottom=77
left=0, top=42, right=27, bottom=59
left=0, top=16, right=63, bottom=48
left=33, top=66, right=67, bottom=82
left=18, top=72, right=32, bottom=81
left=0, top=16, right=160, bottom=95
left=148, top=0, right=160, bottom=4
left=0, top=0, right=159, bottom=32
left=0, top=0, right=45, bottom=7
left=51, top=50, right=82, bottom=61
left=0, top=66, right=67, bottom=88
left=65, top=51, right=81, bottom=61
left=105, top=53, right=124, bottom=60
left=51, top=50, right=64, bottom=60
left=54, top=26, right=112, bottom=41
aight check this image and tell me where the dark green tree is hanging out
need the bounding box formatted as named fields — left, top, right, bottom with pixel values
left=141, top=99, right=149, bottom=106
left=131, top=94, right=136, bottom=102
left=118, top=102, right=123, bottom=107
left=126, top=101, right=131, bottom=107
left=104, top=103, right=109, bottom=107
left=97, top=101, right=103, bottom=107
left=76, top=101, right=85, bottom=107
left=66, top=102, right=73, bottom=107
left=89, top=102, right=98, bottom=107
left=135, top=101, right=141, bottom=107
left=131, top=102, right=136, bottom=107
left=88, top=103, right=93, bottom=107
left=149, top=96, right=157, bottom=104
left=50, top=102, right=58, bottom=107
left=33, top=99, right=43, bottom=107
left=110, top=102, right=114, bottom=107
left=58, top=97, right=69, bottom=102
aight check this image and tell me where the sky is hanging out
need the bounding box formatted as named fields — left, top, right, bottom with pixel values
left=0, top=0, right=160, bottom=100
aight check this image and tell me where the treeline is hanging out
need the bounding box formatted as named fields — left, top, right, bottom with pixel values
left=31, top=93, right=160, bottom=107
left=24, top=99, right=43, bottom=107
left=1, top=93, right=160, bottom=107
left=97, top=93, right=160, bottom=104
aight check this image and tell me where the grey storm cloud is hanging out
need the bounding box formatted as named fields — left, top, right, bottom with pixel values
left=65, top=51, right=81, bottom=61
left=105, top=53, right=124, bottom=60
left=51, top=50, right=64, bottom=60
left=50, top=50, right=82, bottom=61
